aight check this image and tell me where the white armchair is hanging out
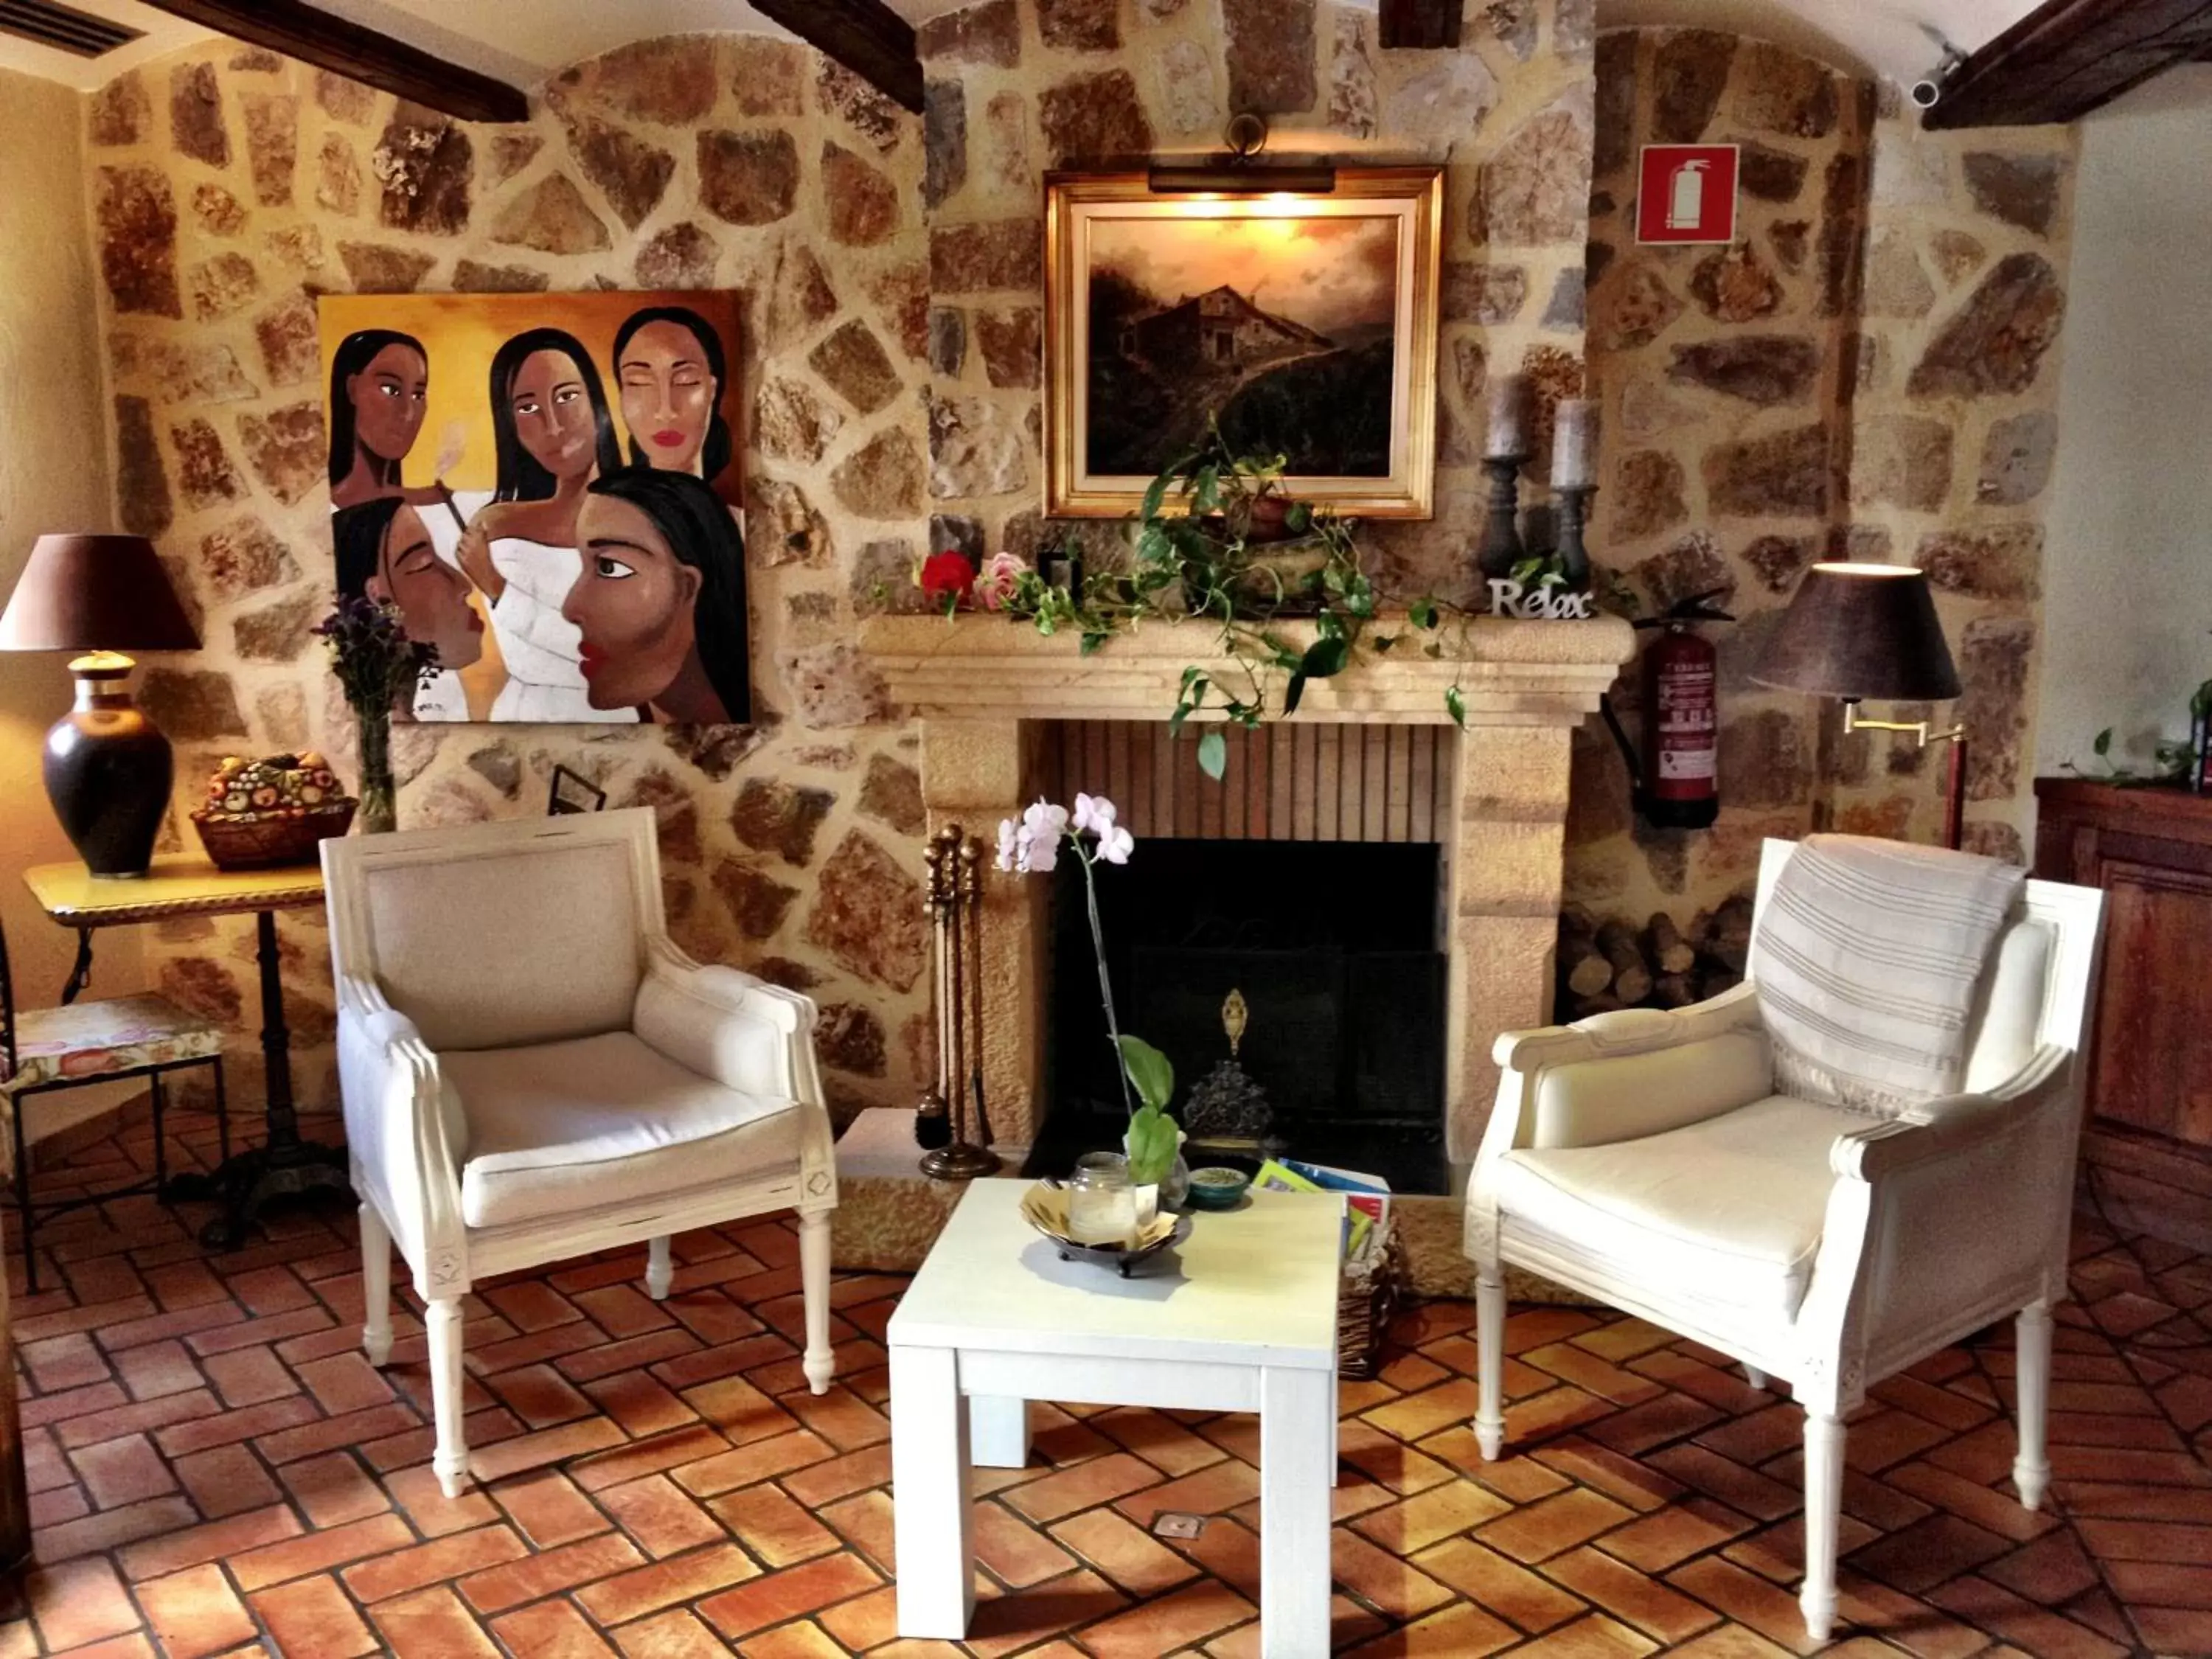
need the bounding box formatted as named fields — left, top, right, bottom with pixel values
left=323, top=809, right=838, bottom=1497
left=1464, top=838, right=2104, bottom=1641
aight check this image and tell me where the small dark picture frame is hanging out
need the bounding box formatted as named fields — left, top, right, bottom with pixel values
left=547, top=765, right=608, bottom=816
left=1037, top=542, right=1086, bottom=597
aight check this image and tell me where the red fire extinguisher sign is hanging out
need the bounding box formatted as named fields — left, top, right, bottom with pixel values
left=1636, top=144, right=1740, bottom=245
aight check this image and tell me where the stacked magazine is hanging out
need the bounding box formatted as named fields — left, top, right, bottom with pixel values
left=1251, top=1158, right=1391, bottom=1265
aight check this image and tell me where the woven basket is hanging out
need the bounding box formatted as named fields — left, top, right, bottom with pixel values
left=192, top=802, right=355, bottom=870
left=1338, top=1225, right=1405, bottom=1380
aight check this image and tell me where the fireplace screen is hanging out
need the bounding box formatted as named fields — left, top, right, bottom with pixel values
left=1043, top=837, right=1449, bottom=1193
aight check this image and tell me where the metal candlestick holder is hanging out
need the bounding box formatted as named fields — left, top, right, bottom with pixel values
left=919, top=824, right=1001, bottom=1181
left=1553, top=483, right=1596, bottom=588
left=1477, top=452, right=1528, bottom=579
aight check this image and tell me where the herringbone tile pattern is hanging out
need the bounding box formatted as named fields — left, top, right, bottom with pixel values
left=6, top=1114, right=2212, bottom=1657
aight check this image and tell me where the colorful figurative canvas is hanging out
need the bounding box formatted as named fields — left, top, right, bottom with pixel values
left=317, top=291, right=749, bottom=726
left=1045, top=170, right=1444, bottom=520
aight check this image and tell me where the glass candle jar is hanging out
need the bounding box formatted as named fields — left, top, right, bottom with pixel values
left=1066, top=1152, right=1135, bottom=1246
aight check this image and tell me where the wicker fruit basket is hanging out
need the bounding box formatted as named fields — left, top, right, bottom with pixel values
left=191, top=752, right=357, bottom=870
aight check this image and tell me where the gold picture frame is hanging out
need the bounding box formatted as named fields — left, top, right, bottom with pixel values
left=1044, top=167, right=1444, bottom=521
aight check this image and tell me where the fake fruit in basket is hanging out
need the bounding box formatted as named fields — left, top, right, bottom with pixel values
left=191, top=753, right=358, bottom=869
left=200, top=753, right=347, bottom=820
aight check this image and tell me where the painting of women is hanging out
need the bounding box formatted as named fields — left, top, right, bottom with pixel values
left=450, top=327, right=633, bottom=723
left=332, top=496, right=484, bottom=721
left=565, top=467, right=750, bottom=724
left=318, top=291, right=749, bottom=725
left=613, top=305, right=734, bottom=482
left=327, top=330, right=430, bottom=509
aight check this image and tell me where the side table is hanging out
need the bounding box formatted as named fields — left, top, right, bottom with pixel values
left=886, top=1178, right=1345, bottom=1658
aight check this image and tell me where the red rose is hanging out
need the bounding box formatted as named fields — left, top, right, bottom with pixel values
left=919, top=549, right=977, bottom=609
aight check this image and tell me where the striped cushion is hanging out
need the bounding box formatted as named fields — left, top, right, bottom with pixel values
left=1750, top=835, right=2025, bottom=1117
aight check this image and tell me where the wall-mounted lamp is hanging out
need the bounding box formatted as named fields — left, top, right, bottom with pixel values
left=1148, top=113, right=1338, bottom=195
left=1751, top=562, right=1972, bottom=850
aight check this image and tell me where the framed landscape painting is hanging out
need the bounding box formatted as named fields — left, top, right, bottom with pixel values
left=1044, top=168, right=1444, bottom=519
left=317, top=290, right=749, bottom=726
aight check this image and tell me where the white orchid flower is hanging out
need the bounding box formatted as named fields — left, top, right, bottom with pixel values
left=1016, top=799, right=1065, bottom=873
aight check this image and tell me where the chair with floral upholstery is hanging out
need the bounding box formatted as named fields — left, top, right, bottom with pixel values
left=1, top=914, right=229, bottom=1290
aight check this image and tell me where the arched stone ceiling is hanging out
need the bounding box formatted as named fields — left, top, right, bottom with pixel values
left=0, top=0, right=2062, bottom=100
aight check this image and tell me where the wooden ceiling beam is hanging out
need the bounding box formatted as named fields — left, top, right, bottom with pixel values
left=1378, top=0, right=1462, bottom=50
left=750, top=0, right=924, bottom=114
left=1924, top=0, right=2212, bottom=129
left=135, top=0, right=529, bottom=122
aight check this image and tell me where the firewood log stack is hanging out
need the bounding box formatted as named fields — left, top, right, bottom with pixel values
left=1554, top=894, right=1752, bottom=1020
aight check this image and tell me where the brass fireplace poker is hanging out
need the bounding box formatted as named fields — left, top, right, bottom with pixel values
left=916, top=824, right=1001, bottom=1180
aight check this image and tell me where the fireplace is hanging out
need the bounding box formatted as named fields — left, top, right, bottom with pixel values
left=858, top=610, right=1635, bottom=1173
left=1043, top=837, right=1451, bottom=1192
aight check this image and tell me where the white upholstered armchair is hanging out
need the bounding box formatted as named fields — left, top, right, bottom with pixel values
left=1464, top=838, right=2104, bottom=1641
left=323, top=809, right=838, bottom=1497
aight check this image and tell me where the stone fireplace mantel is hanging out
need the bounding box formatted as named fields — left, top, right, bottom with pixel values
left=858, top=613, right=1636, bottom=1171
left=861, top=613, right=1634, bottom=726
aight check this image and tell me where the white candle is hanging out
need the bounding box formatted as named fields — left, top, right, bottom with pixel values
left=1552, top=397, right=1597, bottom=488
left=1486, top=373, right=1532, bottom=459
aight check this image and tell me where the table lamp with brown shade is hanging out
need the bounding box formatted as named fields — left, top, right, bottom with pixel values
left=0, top=534, right=201, bottom=877
left=1750, top=561, right=1971, bottom=850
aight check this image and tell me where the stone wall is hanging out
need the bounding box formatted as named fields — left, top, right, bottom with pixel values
left=919, top=0, right=1599, bottom=599
left=74, top=9, right=2074, bottom=1116
left=82, top=2, right=1606, bottom=1119
left=1840, top=96, right=2074, bottom=866
left=1569, top=27, right=1871, bottom=919
left=1565, top=27, right=2073, bottom=923
left=84, top=38, right=938, bottom=1115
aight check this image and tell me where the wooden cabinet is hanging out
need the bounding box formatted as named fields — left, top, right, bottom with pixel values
left=2034, top=777, right=2212, bottom=1248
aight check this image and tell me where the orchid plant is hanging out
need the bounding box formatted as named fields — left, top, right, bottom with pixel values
left=996, top=793, right=1183, bottom=1188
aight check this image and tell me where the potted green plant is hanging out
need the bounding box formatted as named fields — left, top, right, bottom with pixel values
left=963, top=411, right=1526, bottom=778
left=2067, top=673, right=2212, bottom=788
left=1135, top=425, right=1346, bottom=616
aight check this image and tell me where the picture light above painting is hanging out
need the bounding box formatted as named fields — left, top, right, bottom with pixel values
left=1043, top=168, right=1444, bottom=520
left=318, top=291, right=750, bottom=727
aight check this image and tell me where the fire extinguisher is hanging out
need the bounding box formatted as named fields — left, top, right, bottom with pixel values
left=1601, top=589, right=1733, bottom=831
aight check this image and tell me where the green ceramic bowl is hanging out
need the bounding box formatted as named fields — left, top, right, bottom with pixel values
left=1184, top=1166, right=1253, bottom=1211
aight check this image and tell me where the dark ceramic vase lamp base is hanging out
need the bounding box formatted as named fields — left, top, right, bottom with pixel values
left=2, top=533, right=203, bottom=878
left=46, top=652, right=173, bottom=878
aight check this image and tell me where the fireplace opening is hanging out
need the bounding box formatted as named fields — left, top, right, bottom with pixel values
left=1030, top=837, right=1451, bottom=1194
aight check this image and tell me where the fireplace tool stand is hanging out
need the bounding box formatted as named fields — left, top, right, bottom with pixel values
left=917, top=824, right=1001, bottom=1180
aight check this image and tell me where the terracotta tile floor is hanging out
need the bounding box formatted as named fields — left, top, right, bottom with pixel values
left=7, top=1114, right=2212, bottom=1657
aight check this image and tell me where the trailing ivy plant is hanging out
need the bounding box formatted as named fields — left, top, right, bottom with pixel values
left=987, top=419, right=1599, bottom=779
left=988, top=425, right=1391, bottom=778
left=2065, top=674, right=2212, bottom=786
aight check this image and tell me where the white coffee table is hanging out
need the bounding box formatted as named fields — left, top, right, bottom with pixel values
left=887, top=1178, right=1345, bottom=1658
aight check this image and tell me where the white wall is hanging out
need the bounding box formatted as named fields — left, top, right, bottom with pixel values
left=0, top=67, right=144, bottom=1057
left=2037, top=66, right=2212, bottom=782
